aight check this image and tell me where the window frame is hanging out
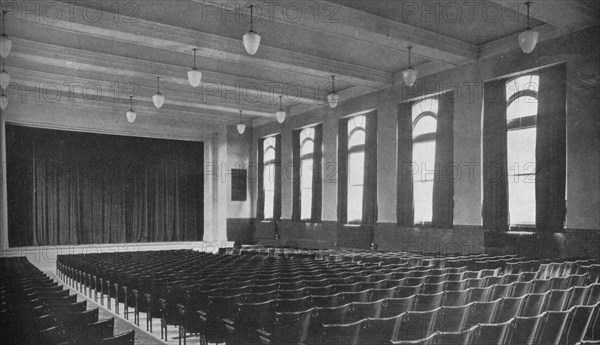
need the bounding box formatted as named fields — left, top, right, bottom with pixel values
left=346, top=116, right=366, bottom=224
left=299, top=131, right=315, bottom=221
left=262, top=137, right=277, bottom=220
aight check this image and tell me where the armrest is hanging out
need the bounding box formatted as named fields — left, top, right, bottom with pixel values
left=222, top=317, right=236, bottom=332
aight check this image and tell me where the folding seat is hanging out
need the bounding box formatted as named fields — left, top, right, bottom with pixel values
left=585, top=302, right=600, bottom=340
left=304, top=278, right=330, bottom=288
left=536, top=310, right=571, bottom=345
left=562, top=303, right=598, bottom=345
left=421, top=282, right=445, bottom=295
left=413, top=292, right=444, bottom=312
left=506, top=313, right=545, bottom=345
left=480, top=268, right=501, bottom=278
left=501, top=274, right=522, bottom=284
left=370, top=287, right=398, bottom=301
left=329, top=276, right=355, bottom=285
left=546, top=288, right=572, bottom=311
left=404, top=277, right=427, bottom=287
left=463, top=300, right=499, bottom=330
left=98, top=330, right=135, bottom=345
left=425, top=274, right=448, bottom=284
left=276, top=296, right=312, bottom=313
left=493, top=296, right=526, bottom=323
left=462, top=271, right=480, bottom=279
left=567, top=285, right=592, bottom=309
left=251, top=282, right=279, bottom=294
left=383, top=279, right=405, bottom=289
left=348, top=299, right=385, bottom=322
left=544, top=263, right=563, bottom=279
left=587, top=283, right=600, bottom=305
left=246, top=291, right=279, bottom=303
left=520, top=271, right=538, bottom=282
left=446, top=273, right=465, bottom=281
left=198, top=293, right=247, bottom=344
left=444, top=280, right=467, bottom=292
left=551, top=276, right=571, bottom=290
left=488, top=283, right=514, bottom=301
left=308, top=285, right=336, bottom=296
left=320, top=319, right=366, bottom=345
left=224, top=299, right=277, bottom=344
left=389, top=333, right=436, bottom=345
left=340, top=290, right=371, bottom=303
left=392, top=308, right=439, bottom=342
left=396, top=285, right=422, bottom=299
left=83, top=318, right=115, bottom=343
left=277, top=287, right=308, bottom=300
left=531, top=279, right=552, bottom=294
left=359, top=314, right=403, bottom=345
left=466, top=287, right=490, bottom=303
left=442, top=289, right=469, bottom=307
left=465, top=278, right=485, bottom=289
left=484, top=276, right=503, bottom=287
left=470, top=319, right=513, bottom=345
left=311, top=293, right=343, bottom=308
left=432, top=325, right=477, bottom=345
left=308, top=304, right=353, bottom=344
left=435, top=304, right=471, bottom=333
left=569, top=273, right=590, bottom=288
left=511, top=281, right=532, bottom=298
left=381, top=296, right=416, bottom=318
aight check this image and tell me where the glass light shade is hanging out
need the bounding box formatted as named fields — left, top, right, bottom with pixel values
left=327, top=92, right=339, bottom=108
left=1, top=94, right=7, bottom=110
left=519, top=29, right=539, bottom=54
left=243, top=30, right=261, bottom=55
left=188, top=68, right=202, bottom=87
left=403, top=68, right=418, bottom=87
left=237, top=122, right=246, bottom=134
left=126, top=110, right=136, bottom=123
left=0, top=70, right=9, bottom=89
left=275, top=110, right=286, bottom=123
left=0, top=34, right=11, bottom=58
left=152, top=92, right=164, bottom=109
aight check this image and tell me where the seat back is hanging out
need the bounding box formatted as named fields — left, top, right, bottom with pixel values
left=85, top=318, right=115, bottom=342
left=471, top=320, right=513, bottom=345
left=467, top=287, right=490, bottom=303
left=464, top=300, right=498, bottom=330
left=270, top=308, right=314, bottom=345
left=507, top=313, right=545, bottom=345
left=511, top=281, right=532, bottom=298
left=350, top=299, right=384, bottom=321
left=563, top=303, right=598, bottom=345
left=435, top=303, right=471, bottom=333
left=531, top=279, right=552, bottom=294
left=432, top=325, right=477, bottom=345
left=393, top=308, right=439, bottom=341
left=100, top=330, right=135, bottom=345
left=361, top=314, right=403, bottom=345
left=442, top=289, right=469, bottom=307
left=545, top=288, right=572, bottom=311
left=382, top=296, right=415, bottom=318
left=494, top=296, right=525, bottom=323
left=537, top=310, right=570, bottom=345
left=321, top=319, right=366, bottom=345
left=489, top=283, right=514, bottom=301
left=413, top=292, right=444, bottom=312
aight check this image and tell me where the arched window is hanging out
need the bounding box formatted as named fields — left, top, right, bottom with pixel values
left=263, top=137, right=276, bottom=219
left=412, top=98, right=438, bottom=225
left=506, top=75, right=538, bottom=226
left=299, top=128, right=315, bottom=220
left=347, top=115, right=366, bottom=223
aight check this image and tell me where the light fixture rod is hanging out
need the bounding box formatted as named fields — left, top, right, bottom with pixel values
left=156, top=76, right=160, bottom=93
left=2, top=11, right=5, bottom=35
left=192, top=48, right=197, bottom=68
left=129, top=95, right=133, bottom=111
left=408, top=46, right=412, bottom=68
left=239, top=109, right=243, bottom=122
left=331, top=75, right=336, bottom=93
left=249, top=5, right=254, bottom=31
left=525, top=2, right=531, bottom=29
left=279, top=95, right=283, bottom=111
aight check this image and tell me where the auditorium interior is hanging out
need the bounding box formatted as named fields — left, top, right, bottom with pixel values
left=0, top=0, right=599, bottom=344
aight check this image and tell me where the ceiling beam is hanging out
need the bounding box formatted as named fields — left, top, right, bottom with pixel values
left=194, top=0, right=478, bottom=65
left=22, top=2, right=392, bottom=89
left=488, top=0, right=600, bottom=32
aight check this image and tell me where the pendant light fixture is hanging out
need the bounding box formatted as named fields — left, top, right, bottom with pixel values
left=243, top=5, right=261, bottom=55
left=188, top=48, right=202, bottom=87
left=0, top=58, right=9, bottom=90
left=327, top=75, right=339, bottom=108
left=152, top=76, right=164, bottom=109
left=519, top=2, right=538, bottom=54
left=237, top=110, right=246, bottom=134
left=0, top=10, right=11, bottom=58
left=402, top=46, right=417, bottom=87
left=275, top=95, right=286, bottom=123
left=126, top=95, right=136, bottom=123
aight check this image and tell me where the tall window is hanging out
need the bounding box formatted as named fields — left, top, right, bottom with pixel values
left=347, top=115, right=366, bottom=222
left=299, top=128, right=315, bottom=220
left=263, top=137, right=276, bottom=219
left=412, top=98, right=438, bottom=225
left=506, top=75, right=538, bottom=226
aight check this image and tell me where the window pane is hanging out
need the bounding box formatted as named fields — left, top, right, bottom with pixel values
left=264, top=137, right=276, bottom=149
left=413, top=141, right=436, bottom=182
left=507, top=128, right=536, bottom=175
left=413, top=116, right=437, bottom=138
left=301, top=140, right=314, bottom=156
left=348, top=115, right=366, bottom=134
left=348, top=130, right=365, bottom=148
left=264, top=164, right=275, bottom=191
left=264, top=190, right=274, bottom=219
left=506, top=75, right=539, bottom=101
left=348, top=152, right=364, bottom=186
left=412, top=99, right=439, bottom=122
left=264, top=147, right=275, bottom=162
left=301, top=189, right=312, bottom=220
left=414, top=181, right=434, bottom=224
left=347, top=186, right=363, bottom=223
left=507, top=96, right=538, bottom=121
left=301, top=159, right=313, bottom=189
left=300, top=128, right=315, bottom=142
left=508, top=175, right=536, bottom=225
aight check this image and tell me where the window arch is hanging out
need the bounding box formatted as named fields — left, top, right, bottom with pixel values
left=263, top=136, right=276, bottom=219
left=506, top=74, right=539, bottom=226
left=347, top=115, right=366, bottom=222
left=412, top=98, right=438, bottom=225
left=299, top=128, right=315, bottom=220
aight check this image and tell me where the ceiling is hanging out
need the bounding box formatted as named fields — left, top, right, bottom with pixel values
left=3, top=0, right=599, bottom=127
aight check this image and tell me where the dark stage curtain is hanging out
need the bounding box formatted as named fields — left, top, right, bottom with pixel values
left=536, top=64, right=567, bottom=233
left=362, top=113, right=378, bottom=225
left=432, top=93, right=455, bottom=228
left=256, top=138, right=265, bottom=221
left=397, top=102, right=414, bottom=226
left=337, top=118, right=349, bottom=224
left=291, top=129, right=301, bottom=222
left=482, top=79, right=509, bottom=232
left=311, top=124, right=323, bottom=223
left=6, top=125, right=204, bottom=246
